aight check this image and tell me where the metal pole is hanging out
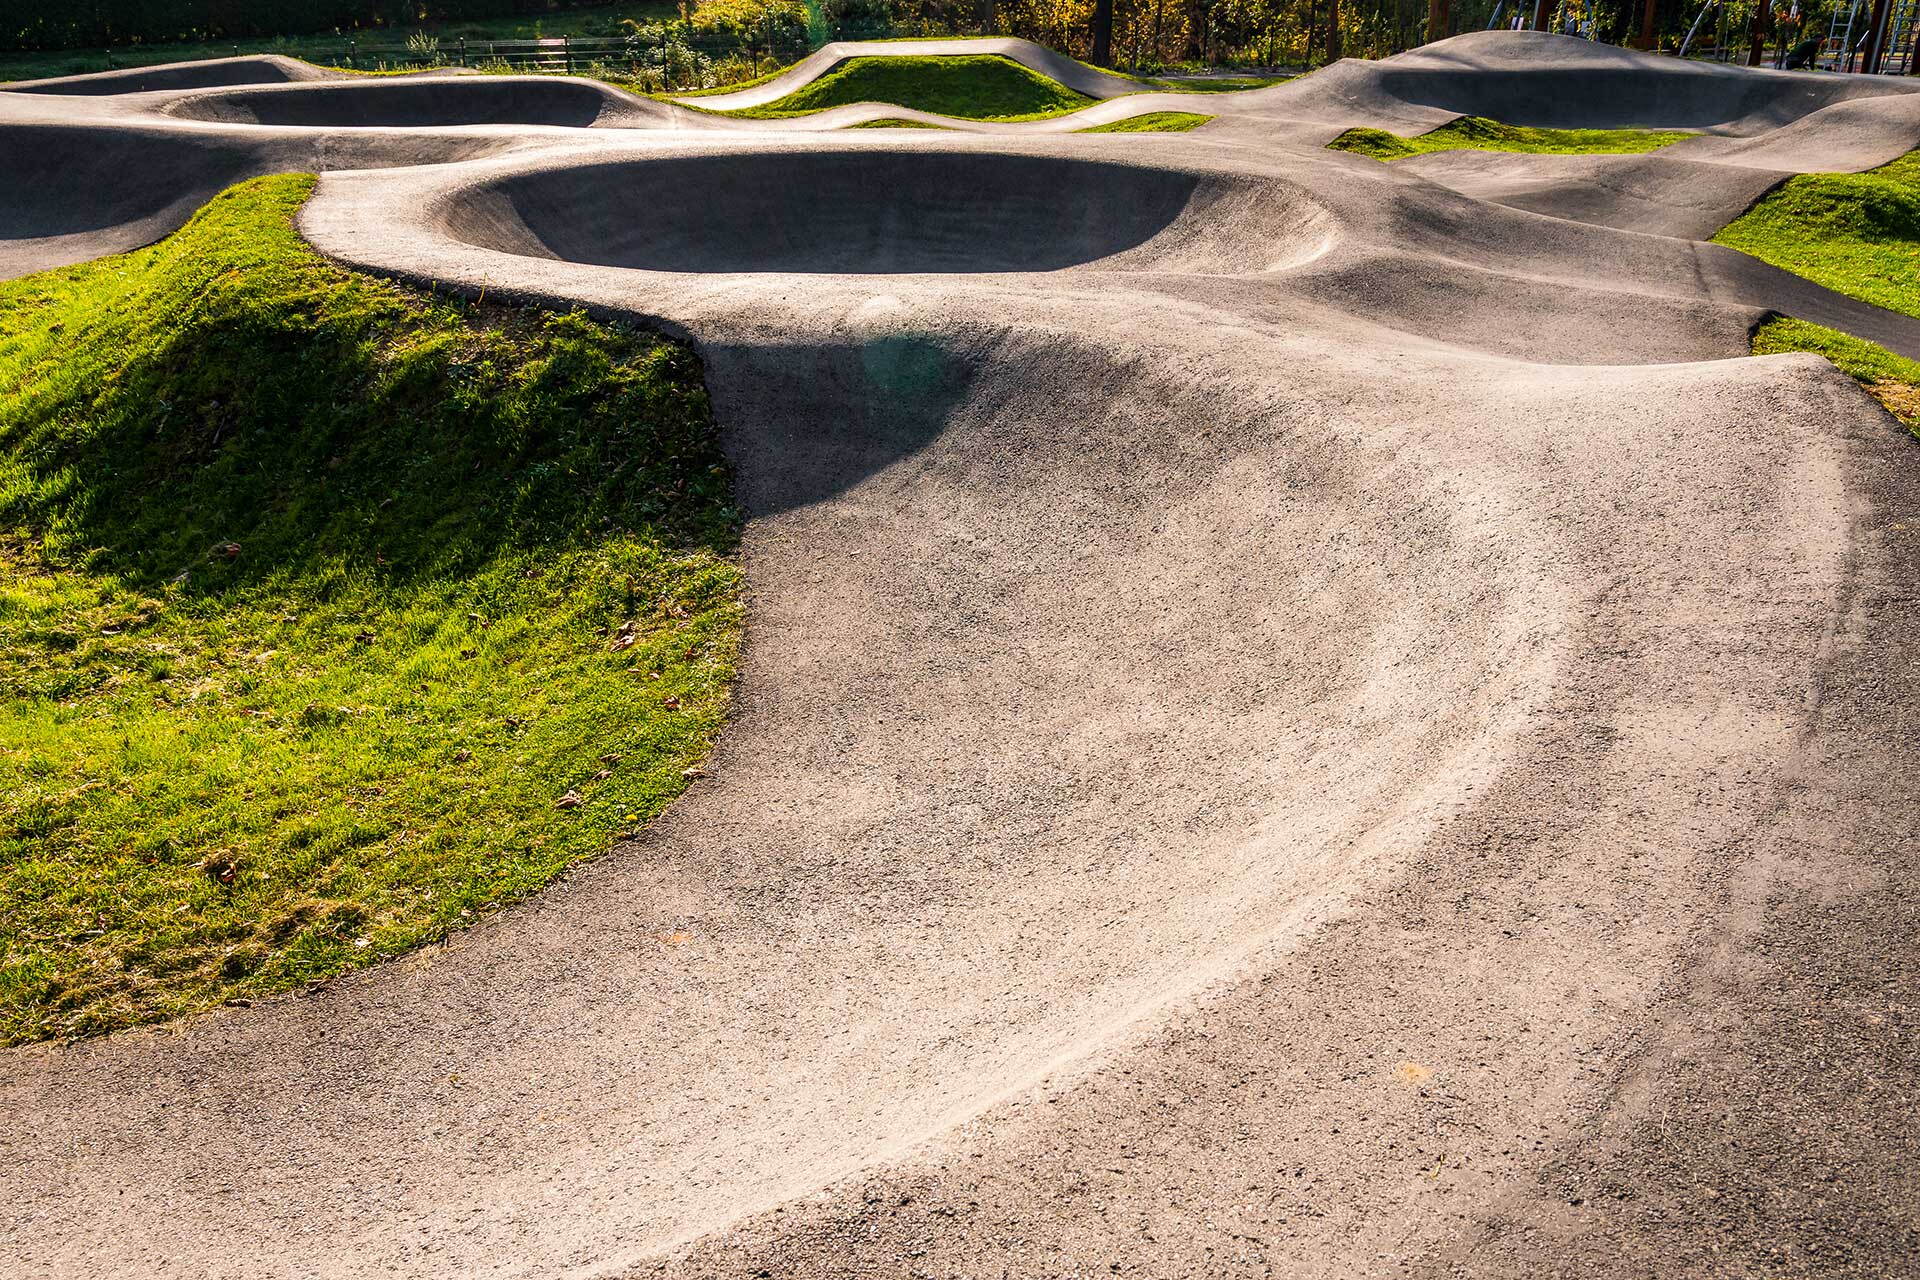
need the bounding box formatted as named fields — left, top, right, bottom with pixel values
left=1864, top=0, right=1893, bottom=70
left=1680, top=0, right=1716, bottom=55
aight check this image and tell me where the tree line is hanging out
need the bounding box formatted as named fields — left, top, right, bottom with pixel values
left=838, top=0, right=1858, bottom=68
left=8, top=0, right=1907, bottom=74
left=4, top=1, right=616, bottom=51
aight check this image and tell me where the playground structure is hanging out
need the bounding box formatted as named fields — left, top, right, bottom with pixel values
left=2, top=31, right=1920, bottom=1280
left=1817, top=0, right=1920, bottom=72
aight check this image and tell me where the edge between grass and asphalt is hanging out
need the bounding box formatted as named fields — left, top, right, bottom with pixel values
left=0, top=174, right=742, bottom=1045
left=1327, top=115, right=1695, bottom=161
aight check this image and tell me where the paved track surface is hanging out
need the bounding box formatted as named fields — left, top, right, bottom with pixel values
left=3, top=30, right=1919, bottom=1280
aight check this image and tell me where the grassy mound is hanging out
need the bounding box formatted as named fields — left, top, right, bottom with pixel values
left=847, top=116, right=949, bottom=129
left=1078, top=111, right=1213, bottom=133
left=1328, top=115, right=1692, bottom=162
left=720, top=54, right=1094, bottom=120
left=1754, top=316, right=1920, bottom=433
left=1140, top=74, right=1291, bottom=92
left=0, top=176, right=741, bottom=1044
left=1713, top=150, right=1920, bottom=320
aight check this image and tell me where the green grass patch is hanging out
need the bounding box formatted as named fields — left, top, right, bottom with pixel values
left=846, top=116, right=950, bottom=128
left=0, top=175, right=741, bottom=1044
left=669, top=59, right=798, bottom=98
left=1327, top=115, right=1693, bottom=162
left=1140, top=74, right=1292, bottom=92
left=1078, top=110, right=1213, bottom=133
left=717, top=54, right=1094, bottom=120
left=1713, top=150, right=1920, bottom=321
left=1752, top=316, right=1920, bottom=432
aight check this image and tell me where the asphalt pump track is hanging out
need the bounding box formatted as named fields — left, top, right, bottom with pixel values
left=2, top=30, right=1919, bottom=1280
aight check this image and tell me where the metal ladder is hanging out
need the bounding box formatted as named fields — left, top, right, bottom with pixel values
left=1823, top=0, right=1864, bottom=68
left=1885, top=0, right=1919, bottom=70
left=1824, top=0, right=1919, bottom=70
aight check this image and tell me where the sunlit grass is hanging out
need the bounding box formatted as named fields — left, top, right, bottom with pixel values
left=1714, top=150, right=1920, bottom=321
left=716, top=53, right=1094, bottom=120
left=1078, top=110, right=1213, bottom=132
left=0, top=175, right=741, bottom=1043
left=1329, top=115, right=1692, bottom=161
left=1752, top=316, right=1920, bottom=434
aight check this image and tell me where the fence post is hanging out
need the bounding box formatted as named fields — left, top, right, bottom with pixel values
left=459, top=37, right=467, bottom=68
left=564, top=34, right=573, bottom=74
left=349, top=39, right=357, bottom=68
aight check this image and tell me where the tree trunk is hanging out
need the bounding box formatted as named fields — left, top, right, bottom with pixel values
left=1746, top=0, right=1770, bottom=63
left=1427, top=0, right=1451, bottom=42
left=1091, top=0, right=1115, bottom=64
left=1635, top=0, right=1659, bottom=46
left=1327, top=0, right=1343, bottom=58
left=1179, top=0, right=1205, bottom=60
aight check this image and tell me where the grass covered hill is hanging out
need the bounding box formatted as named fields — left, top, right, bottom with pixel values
left=1328, top=115, right=1693, bottom=161
left=0, top=175, right=741, bottom=1044
left=1079, top=111, right=1213, bottom=133
left=715, top=54, right=1096, bottom=120
left=1714, top=149, right=1920, bottom=322
left=1703, top=147, right=1920, bottom=439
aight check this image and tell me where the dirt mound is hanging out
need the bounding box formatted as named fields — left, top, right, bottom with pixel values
left=164, top=76, right=669, bottom=129
left=0, top=118, right=523, bottom=280
left=2, top=54, right=334, bottom=96
left=0, top=123, right=262, bottom=277
left=676, top=36, right=1146, bottom=111
left=1243, top=30, right=1920, bottom=136
left=450, top=149, right=1332, bottom=274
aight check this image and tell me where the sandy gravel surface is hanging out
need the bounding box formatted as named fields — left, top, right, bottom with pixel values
left=1, top=30, right=1918, bottom=1280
